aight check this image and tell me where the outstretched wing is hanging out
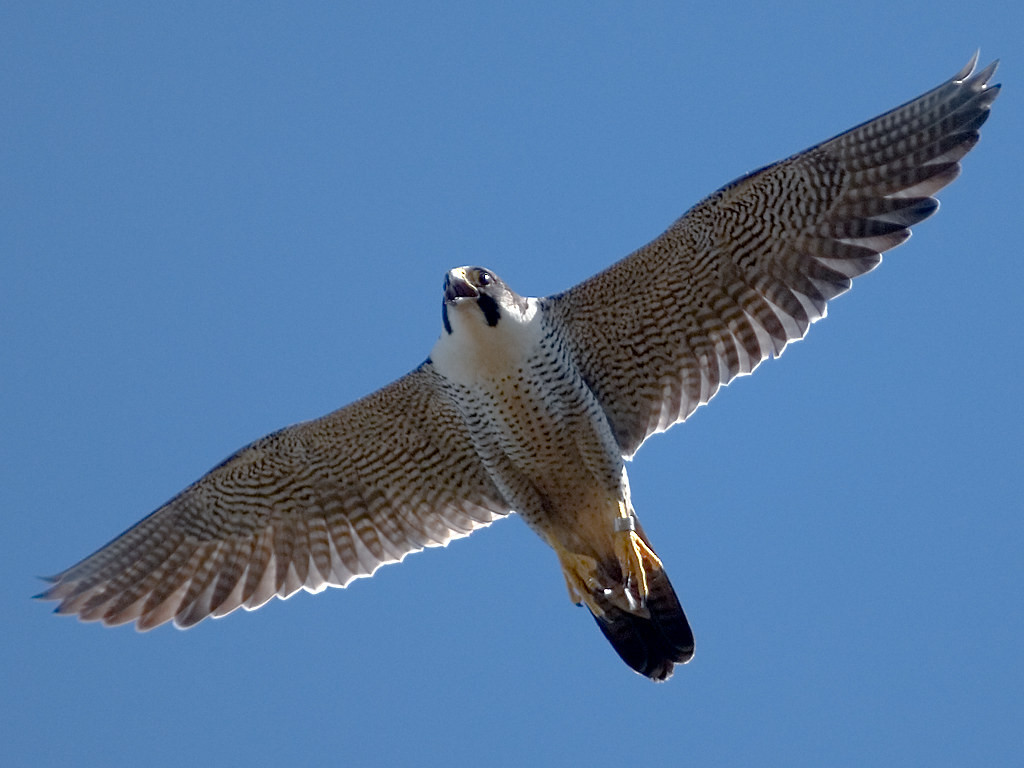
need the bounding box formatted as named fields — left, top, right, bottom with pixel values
left=40, top=364, right=509, bottom=630
left=547, top=55, right=999, bottom=457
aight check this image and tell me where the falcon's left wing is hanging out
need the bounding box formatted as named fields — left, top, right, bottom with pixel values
left=39, top=364, right=510, bottom=630
left=546, top=55, right=999, bottom=457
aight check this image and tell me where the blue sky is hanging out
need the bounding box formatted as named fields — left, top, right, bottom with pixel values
left=3, top=3, right=1021, bottom=766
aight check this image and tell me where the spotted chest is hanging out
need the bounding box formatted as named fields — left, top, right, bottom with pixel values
left=431, top=308, right=627, bottom=535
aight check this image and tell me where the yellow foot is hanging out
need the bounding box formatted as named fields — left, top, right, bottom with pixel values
left=554, top=513, right=664, bottom=618
left=555, top=550, right=606, bottom=617
left=613, top=515, right=662, bottom=602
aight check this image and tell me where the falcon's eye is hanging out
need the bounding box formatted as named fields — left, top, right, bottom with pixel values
left=478, top=271, right=492, bottom=286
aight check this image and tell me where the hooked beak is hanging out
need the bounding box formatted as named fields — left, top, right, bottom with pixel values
left=444, top=269, right=478, bottom=303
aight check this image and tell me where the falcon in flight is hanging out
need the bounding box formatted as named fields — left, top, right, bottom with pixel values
left=41, top=55, right=999, bottom=681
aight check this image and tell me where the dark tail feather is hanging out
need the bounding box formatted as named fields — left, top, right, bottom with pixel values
left=591, top=566, right=694, bottom=682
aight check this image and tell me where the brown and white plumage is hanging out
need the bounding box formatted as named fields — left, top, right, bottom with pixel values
left=548, top=53, right=1000, bottom=457
left=40, top=55, right=999, bottom=681
left=43, top=368, right=511, bottom=630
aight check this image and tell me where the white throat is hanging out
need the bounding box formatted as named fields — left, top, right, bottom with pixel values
left=430, top=297, right=543, bottom=385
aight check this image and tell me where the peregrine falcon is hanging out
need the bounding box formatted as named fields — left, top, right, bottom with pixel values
left=40, top=56, right=999, bottom=681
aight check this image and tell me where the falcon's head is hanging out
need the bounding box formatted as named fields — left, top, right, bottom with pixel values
left=441, top=266, right=530, bottom=335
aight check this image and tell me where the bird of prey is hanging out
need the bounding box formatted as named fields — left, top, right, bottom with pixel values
left=40, top=55, right=999, bottom=681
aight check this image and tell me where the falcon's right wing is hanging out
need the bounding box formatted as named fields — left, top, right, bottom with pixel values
left=547, top=55, right=999, bottom=458
left=39, top=364, right=510, bottom=630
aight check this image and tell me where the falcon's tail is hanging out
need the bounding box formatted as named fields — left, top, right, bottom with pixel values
left=590, top=561, right=694, bottom=682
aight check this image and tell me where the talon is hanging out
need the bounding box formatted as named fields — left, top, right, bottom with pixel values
left=614, top=518, right=662, bottom=601
left=552, top=510, right=665, bottom=619
left=556, top=550, right=605, bottom=616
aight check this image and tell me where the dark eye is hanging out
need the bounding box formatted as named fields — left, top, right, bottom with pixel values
left=478, top=271, right=492, bottom=286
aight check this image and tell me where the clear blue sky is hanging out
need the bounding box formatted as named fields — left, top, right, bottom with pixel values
left=3, top=3, right=1021, bottom=766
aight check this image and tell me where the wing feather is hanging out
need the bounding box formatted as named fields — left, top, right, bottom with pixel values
left=39, top=364, right=509, bottom=629
left=547, top=55, right=999, bottom=456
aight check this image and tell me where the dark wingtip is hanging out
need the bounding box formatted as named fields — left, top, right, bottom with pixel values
left=33, top=574, right=61, bottom=601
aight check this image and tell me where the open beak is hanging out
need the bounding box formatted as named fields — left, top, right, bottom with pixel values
left=444, top=269, right=478, bottom=303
